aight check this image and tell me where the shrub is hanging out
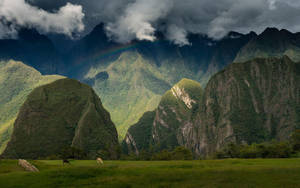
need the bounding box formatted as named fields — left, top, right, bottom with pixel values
left=291, top=130, right=300, bottom=152
left=171, top=146, right=193, bottom=160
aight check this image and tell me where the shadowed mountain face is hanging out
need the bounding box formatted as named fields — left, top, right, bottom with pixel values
left=0, top=60, right=64, bottom=154
left=0, top=28, right=64, bottom=74
left=122, top=79, right=204, bottom=155
left=235, top=28, right=300, bottom=63
left=2, top=79, right=119, bottom=159
left=123, top=57, right=300, bottom=156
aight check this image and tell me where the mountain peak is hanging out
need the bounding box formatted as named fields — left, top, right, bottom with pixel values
left=18, top=28, right=49, bottom=41
left=2, top=78, right=119, bottom=159
left=262, top=27, right=280, bottom=34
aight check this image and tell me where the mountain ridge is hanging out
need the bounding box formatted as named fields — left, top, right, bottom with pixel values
left=123, top=56, right=300, bottom=156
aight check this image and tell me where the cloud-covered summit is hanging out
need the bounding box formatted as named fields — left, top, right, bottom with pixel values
left=2, top=0, right=300, bottom=45
left=0, top=0, right=84, bottom=39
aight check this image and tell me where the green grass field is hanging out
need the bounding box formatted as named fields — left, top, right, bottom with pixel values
left=0, top=159, right=300, bottom=188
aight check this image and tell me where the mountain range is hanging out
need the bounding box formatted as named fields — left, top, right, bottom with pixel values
left=123, top=56, right=300, bottom=157
left=0, top=24, right=299, bottom=151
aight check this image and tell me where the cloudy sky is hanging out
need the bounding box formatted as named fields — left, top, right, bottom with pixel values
left=1, top=0, right=300, bottom=45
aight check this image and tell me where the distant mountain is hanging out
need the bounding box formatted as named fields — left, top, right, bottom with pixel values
left=0, top=60, right=64, bottom=153
left=123, top=56, right=300, bottom=156
left=0, top=28, right=64, bottom=74
left=2, top=79, right=119, bottom=159
left=235, top=28, right=300, bottom=62
left=75, top=23, right=256, bottom=139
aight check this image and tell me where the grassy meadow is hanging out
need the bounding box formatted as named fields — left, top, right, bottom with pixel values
left=0, top=159, right=300, bottom=187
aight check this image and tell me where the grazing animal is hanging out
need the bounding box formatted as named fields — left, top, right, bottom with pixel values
left=63, top=159, right=70, bottom=165
left=96, top=157, right=103, bottom=164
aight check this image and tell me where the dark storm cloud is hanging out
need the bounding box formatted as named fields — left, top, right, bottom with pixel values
left=3, top=0, right=300, bottom=44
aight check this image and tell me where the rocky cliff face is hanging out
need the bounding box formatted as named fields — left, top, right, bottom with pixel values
left=123, top=79, right=204, bottom=154
left=2, top=79, right=119, bottom=159
left=193, top=56, right=299, bottom=156
left=123, top=56, right=300, bottom=156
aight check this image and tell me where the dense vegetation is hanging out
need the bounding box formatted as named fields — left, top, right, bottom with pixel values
left=2, top=79, right=119, bottom=159
left=215, top=130, right=300, bottom=159
left=123, top=56, right=300, bottom=157
left=1, top=159, right=300, bottom=187
left=78, top=25, right=255, bottom=139
left=123, top=78, right=204, bottom=155
left=0, top=60, right=64, bottom=154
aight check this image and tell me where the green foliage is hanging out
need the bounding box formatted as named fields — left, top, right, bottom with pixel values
left=2, top=79, right=119, bottom=159
left=152, top=150, right=173, bottom=161
left=0, top=60, right=64, bottom=154
left=171, top=146, right=193, bottom=160
left=291, top=130, right=300, bottom=151
left=60, top=147, right=87, bottom=160
left=124, top=146, right=193, bottom=161
left=122, top=111, right=156, bottom=155
left=85, top=51, right=209, bottom=139
left=214, top=141, right=293, bottom=159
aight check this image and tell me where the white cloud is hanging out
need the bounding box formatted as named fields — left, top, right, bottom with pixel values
left=0, top=0, right=85, bottom=38
left=5, top=0, right=300, bottom=44
left=106, top=0, right=173, bottom=43
left=166, top=24, right=190, bottom=46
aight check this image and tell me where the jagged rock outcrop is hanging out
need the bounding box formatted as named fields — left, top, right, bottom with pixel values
left=122, top=79, right=204, bottom=154
left=2, top=78, right=119, bottom=159
left=123, top=56, right=300, bottom=156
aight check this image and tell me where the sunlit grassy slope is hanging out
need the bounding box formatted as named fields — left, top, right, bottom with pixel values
left=0, top=60, right=64, bottom=153
left=85, top=51, right=207, bottom=139
left=1, top=159, right=300, bottom=187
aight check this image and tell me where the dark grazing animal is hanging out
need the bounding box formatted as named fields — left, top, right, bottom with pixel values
left=63, top=159, right=70, bottom=165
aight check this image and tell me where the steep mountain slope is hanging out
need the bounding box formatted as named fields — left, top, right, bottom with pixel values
left=0, top=28, right=64, bottom=74
left=85, top=51, right=208, bottom=138
left=77, top=24, right=256, bottom=138
left=2, top=79, right=119, bottom=159
left=193, top=56, right=300, bottom=155
left=0, top=60, right=64, bottom=153
left=123, top=56, right=300, bottom=156
left=235, top=28, right=300, bottom=62
left=123, top=79, right=203, bottom=155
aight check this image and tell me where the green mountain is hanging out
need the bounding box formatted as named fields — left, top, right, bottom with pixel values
left=2, top=79, right=119, bottom=159
left=84, top=51, right=206, bottom=139
left=123, top=79, right=204, bottom=154
left=235, top=28, right=300, bottom=62
left=123, top=56, right=300, bottom=156
left=194, top=56, right=300, bottom=156
left=67, top=24, right=255, bottom=139
left=0, top=60, right=64, bottom=153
